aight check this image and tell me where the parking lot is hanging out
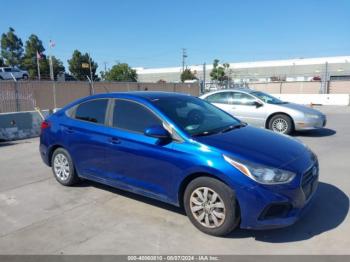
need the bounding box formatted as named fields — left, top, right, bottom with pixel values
left=0, top=106, right=349, bottom=255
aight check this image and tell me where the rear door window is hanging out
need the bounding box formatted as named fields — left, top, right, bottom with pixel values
left=205, top=92, right=231, bottom=104
left=74, top=99, right=108, bottom=124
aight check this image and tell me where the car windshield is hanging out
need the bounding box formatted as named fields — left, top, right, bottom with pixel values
left=251, top=91, right=286, bottom=104
left=151, top=96, right=243, bottom=136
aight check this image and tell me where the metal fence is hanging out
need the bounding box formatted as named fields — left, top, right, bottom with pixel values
left=1, top=79, right=350, bottom=114
left=203, top=80, right=350, bottom=95
left=0, top=81, right=200, bottom=113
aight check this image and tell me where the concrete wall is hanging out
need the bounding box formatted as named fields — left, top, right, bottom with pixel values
left=0, top=110, right=50, bottom=141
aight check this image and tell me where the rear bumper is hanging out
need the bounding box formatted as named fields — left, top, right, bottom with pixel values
left=39, top=143, right=50, bottom=166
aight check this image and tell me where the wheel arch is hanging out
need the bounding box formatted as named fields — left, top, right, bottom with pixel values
left=177, top=172, right=241, bottom=215
left=47, top=144, right=65, bottom=166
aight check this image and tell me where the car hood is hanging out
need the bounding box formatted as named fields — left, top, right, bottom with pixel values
left=194, top=126, right=314, bottom=172
left=279, top=102, right=324, bottom=116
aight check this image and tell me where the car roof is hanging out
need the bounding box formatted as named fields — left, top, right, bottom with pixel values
left=201, top=88, right=257, bottom=97
left=220, top=88, right=255, bottom=93
left=84, top=91, right=192, bottom=101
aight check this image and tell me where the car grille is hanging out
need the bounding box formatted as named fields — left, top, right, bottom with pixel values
left=301, top=164, right=319, bottom=200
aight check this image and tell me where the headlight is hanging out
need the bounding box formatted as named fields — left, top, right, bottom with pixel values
left=304, top=113, right=319, bottom=119
left=223, top=155, right=296, bottom=184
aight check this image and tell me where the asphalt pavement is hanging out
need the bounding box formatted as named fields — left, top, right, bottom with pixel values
left=0, top=106, right=349, bottom=254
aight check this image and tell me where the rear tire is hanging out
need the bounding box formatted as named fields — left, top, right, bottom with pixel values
left=22, top=74, right=28, bottom=80
left=51, top=148, right=80, bottom=186
left=268, top=114, right=293, bottom=135
left=184, top=177, right=239, bottom=236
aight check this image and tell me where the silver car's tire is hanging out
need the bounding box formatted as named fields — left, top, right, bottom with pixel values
left=268, top=114, right=293, bottom=135
left=184, top=177, right=239, bottom=236
left=51, top=148, right=80, bottom=186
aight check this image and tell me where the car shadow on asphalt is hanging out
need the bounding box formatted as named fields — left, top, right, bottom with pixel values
left=81, top=180, right=348, bottom=242
left=0, top=141, right=16, bottom=147
left=227, top=182, right=349, bottom=242
left=80, top=180, right=186, bottom=215
left=293, top=128, right=336, bottom=137
left=0, top=139, right=34, bottom=147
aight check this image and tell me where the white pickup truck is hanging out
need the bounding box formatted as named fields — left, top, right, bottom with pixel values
left=0, top=67, right=29, bottom=80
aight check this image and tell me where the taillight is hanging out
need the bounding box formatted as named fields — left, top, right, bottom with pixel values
left=41, top=120, right=50, bottom=130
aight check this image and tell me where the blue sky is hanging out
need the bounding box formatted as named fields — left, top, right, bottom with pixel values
left=1, top=0, right=349, bottom=71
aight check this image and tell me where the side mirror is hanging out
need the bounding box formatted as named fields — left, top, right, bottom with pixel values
left=254, top=101, right=263, bottom=108
left=144, top=125, right=171, bottom=140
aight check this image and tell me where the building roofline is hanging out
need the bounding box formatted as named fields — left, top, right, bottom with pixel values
left=135, top=55, right=350, bottom=74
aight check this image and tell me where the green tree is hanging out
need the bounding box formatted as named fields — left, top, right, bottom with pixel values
left=0, top=57, right=4, bottom=67
left=50, top=56, right=65, bottom=78
left=103, top=63, right=137, bottom=82
left=21, top=34, right=45, bottom=78
left=0, top=27, right=23, bottom=67
left=68, top=50, right=98, bottom=81
left=41, top=56, right=65, bottom=79
left=210, top=59, right=231, bottom=84
left=180, top=68, right=197, bottom=82
left=21, top=34, right=65, bottom=79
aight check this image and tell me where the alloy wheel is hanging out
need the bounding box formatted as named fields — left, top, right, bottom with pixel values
left=53, top=153, right=70, bottom=181
left=190, top=187, right=226, bottom=228
left=272, top=118, right=288, bottom=133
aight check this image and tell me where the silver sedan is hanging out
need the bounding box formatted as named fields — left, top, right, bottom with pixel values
left=200, top=88, right=326, bottom=135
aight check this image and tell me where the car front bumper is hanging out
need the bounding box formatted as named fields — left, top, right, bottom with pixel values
left=294, top=115, right=327, bottom=131
left=236, top=165, right=319, bottom=230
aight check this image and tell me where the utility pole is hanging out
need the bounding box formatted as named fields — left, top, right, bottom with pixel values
left=48, top=39, right=56, bottom=110
left=320, top=61, right=328, bottom=94
left=36, top=51, right=41, bottom=81
left=182, top=48, right=187, bottom=72
left=202, top=62, right=206, bottom=94
left=49, top=56, right=54, bottom=81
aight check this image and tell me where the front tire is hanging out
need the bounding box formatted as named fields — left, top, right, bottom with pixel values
left=184, top=177, right=239, bottom=236
left=51, top=148, right=80, bottom=186
left=268, top=114, right=293, bottom=135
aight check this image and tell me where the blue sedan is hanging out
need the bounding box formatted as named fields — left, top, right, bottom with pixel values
left=39, top=92, right=319, bottom=236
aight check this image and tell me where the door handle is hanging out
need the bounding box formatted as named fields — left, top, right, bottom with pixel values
left=65, top=127, right=75, bottom=134
left=110, top=137, right=121, bottom=144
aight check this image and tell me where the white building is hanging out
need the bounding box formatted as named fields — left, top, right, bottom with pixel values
left=135, top=56, right=350, bottom=83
